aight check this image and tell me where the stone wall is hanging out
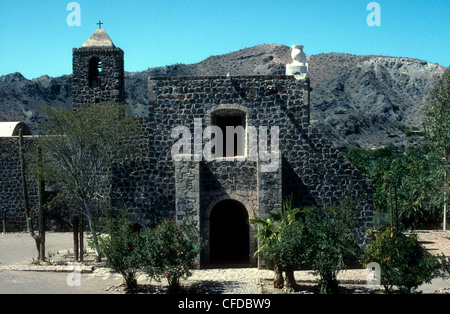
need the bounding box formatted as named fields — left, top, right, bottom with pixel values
left=0, top=137, right=42, bottom=231
left=0, top=133, right=132, bottom=232
left=72, top=47, right=125, bottom=108
left=132, top=75, right=372, bottom=264
left=0, top=73, right=373, bottom=264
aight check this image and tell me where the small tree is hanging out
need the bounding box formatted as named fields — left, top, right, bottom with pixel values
left=254, top=198, right=360, bottom=293
left=251, top=214, right=284, bottom=288
left=34, top=102, right=138, bottom=261
left=266, top=219, right=309, bottom=290
left=383, top=157, right=408, bottom=229
left=251, top=196, right=307, bottom=289
left=424, top=68, right=449, bottom=230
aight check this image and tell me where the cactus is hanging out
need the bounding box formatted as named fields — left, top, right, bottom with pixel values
left=20, top=136, right=46, bottom=262
left=18, top=128, right=31, bottom=232
left=37, top=150, right=45, bottom=261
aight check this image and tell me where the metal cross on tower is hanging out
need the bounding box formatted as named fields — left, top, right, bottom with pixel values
left=97, top=20, right=103, bottom=29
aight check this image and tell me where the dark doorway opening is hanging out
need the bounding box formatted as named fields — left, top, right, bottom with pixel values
left=214, top=115, right=245, bottom=157
left=210, top=200, right=249, bottom=266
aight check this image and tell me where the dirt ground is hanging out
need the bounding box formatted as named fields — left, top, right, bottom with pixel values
left=413, top=230, right=450, bottom=257
left=0, top=230, right=449, bottom=294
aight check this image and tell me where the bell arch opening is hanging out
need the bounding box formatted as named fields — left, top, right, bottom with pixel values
left=209, top=199, right=250, bottom=265
left=88, top=57, right=102, bottom=88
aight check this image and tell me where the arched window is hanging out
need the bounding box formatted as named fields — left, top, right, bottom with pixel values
left=211, top=109, right=246, bottom=157
left=88, top=57, right=102, bottom=87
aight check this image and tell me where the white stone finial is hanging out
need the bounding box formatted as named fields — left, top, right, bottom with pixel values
left=286, top=45, right=309, bottom=78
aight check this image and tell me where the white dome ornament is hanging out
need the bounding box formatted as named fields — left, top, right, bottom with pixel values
left=286, top=45, right=309, bottom=79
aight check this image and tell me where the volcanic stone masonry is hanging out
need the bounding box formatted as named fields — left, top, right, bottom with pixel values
left=115, top=74, right=373, bottom=264
left=0, top=29, right=373, bottom=267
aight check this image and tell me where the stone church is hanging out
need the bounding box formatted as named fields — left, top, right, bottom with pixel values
left=0, top=28, right=373, bottom=266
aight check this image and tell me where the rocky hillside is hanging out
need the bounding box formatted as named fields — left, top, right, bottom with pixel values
left=0, top=73, right=72, bottom=131
left=0, top=44, right=446, bottom=150
left=307, top=53, right=445, bottom=149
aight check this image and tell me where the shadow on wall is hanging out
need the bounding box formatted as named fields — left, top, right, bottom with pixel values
left=282, top=155, right=316, bottom=208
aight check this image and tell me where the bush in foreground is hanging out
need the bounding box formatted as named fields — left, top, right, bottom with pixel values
left=253, top=198, right=361, bottom=294
left=140, top=219, right=206, bottom=292
left=304, top=200, right=361, bottom=294
left=362, top=227, right=443, bottom=293
left=99, top=214, right=205, bottom=292
left=98, top=212, right=144, bottom=289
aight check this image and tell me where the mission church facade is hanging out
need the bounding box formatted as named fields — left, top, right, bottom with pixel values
left=1, top=28, right=373, bottom=266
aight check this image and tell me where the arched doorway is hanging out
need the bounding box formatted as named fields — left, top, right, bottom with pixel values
left=209, top=199, right=250, bottom=265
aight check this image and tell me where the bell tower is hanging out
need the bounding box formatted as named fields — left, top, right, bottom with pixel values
left=72, top=23, right=124, bottom=108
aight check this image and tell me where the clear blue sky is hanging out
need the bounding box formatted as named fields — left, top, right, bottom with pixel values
left=0, top=0, right=448, bottom=79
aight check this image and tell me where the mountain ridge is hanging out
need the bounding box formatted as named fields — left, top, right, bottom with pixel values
left=0, top=43, right=446, bottom=150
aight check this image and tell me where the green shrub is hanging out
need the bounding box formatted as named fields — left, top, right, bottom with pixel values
left=264, top=219, right=309, bottom=290
left=98, top=212, right=144, bottom=289
left=255, top=198, right=361, bottom=294
left=362, top=227, right=441, bottom=293
left=251, top=197, right=312, bottom=289
left=141, top=219, right=206, bottom=292
left=99, top=215, right=206, bottom=292
left=304, top=203, right=361, bottom=294
left=270, top=220, right=309, bottom=270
